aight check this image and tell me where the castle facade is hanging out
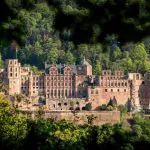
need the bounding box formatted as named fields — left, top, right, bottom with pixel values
left=1, top=59, right=150, bottom=111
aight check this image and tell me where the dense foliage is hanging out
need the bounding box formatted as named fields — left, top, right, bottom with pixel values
left=0, top=95, right=150, bottom=150
left=1, top=0, right=150, bottom=74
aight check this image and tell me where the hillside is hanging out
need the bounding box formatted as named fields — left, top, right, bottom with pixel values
left=0, top=0, right=150, bottom=74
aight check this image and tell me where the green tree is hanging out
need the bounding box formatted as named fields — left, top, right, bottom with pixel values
left=85, top=103, right=92, bottom=111
left=99, top=104, right=107, bottom=110
left=49, top=47, right=58, bottom=64
left=112, top=46, right=121, bottom=61
left=0, top=94, right=27, bottom=149
left=94, top=60, right=102, bottom=75
left=65, top=51, right=75, bottom=64
left=0, top=53, right=3, bottom=68
left=130, top=43, right=147, bottom=71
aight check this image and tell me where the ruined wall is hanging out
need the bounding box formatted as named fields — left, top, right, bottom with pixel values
left=27, top=110, right=120, bottom=125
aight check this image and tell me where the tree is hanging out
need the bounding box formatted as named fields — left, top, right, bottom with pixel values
left=0, top=94, right=27, bottom=149
left=118, top=105, right=128, bottom=122
left=64, top=51, right=75, bottom=64
left=107, top=97, right=117, bottom=108
left=99, top=104, right=107, bottom=110
left=85, top=103, right=92, bottom=111
left=94, top=60, right=102, bottom=75
left=130, top=43, right=147, bottom=71
left=49, top=47, right=58, bottom=64
left=0, top=53, right=3, bottom=68
left=111, top=46, right=121, bottom=61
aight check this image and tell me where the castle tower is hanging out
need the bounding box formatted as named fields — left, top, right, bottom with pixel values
left=6, top=59, right=21, bottom=95
left=82, top=58, right=92, bottom=75
left=129, top=73, right=142, bottom=111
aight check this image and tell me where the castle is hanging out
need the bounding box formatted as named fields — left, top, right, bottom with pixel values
left=0, top=59, right=150, bottom=111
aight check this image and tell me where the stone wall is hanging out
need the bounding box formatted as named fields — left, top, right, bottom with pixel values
left=22, top=110, right=120, bottom=125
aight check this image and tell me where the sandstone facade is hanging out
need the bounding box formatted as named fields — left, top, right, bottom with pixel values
left=1, top=59, right=150, bottom=111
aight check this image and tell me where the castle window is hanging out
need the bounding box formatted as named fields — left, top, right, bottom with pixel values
left=124, top=89, right=126, bottom=92
left=91, top=90, right=94, bottom=94
left=142, top=81, right=145, bottom=84
left=10, top=68, right=12, bottom=72
left=117, top=89, right=120, bottom=92
left=111, top=82, right=113, bottom=86
left=96, top=90, right=98, bottom=94
left=136, top=74, right=139, bottom=80
left=111, top=89, right=113, bottom=92
left=54, top=90, right=57, bottom=96
left=15, top=73, right=17, bottom=77
left=125, top=82, right=127, bottom=86
left=118, top=82, right=120, bottom=86
left=10, top=73, right=12, bottom=77
left=122, top=82, right=124, bottom=86
left=105, top=89, right=108, bottom=92
left=64, top=102, right=67, bottom=106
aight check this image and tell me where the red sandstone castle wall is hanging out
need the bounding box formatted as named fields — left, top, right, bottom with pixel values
left=89, top=87, right=130, bottom=110
left=25, top=110, right=120, bottom=125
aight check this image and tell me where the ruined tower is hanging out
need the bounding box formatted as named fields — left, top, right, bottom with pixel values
left=6, top=59, right=21, bottom=95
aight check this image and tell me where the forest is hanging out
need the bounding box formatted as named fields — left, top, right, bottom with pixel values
left=0, top=0, right=150, bottom=74
left=0, top=94, right=150, bottom=150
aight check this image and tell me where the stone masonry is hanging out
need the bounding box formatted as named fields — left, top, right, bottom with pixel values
left=1, top=58, right=150, bottom=111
